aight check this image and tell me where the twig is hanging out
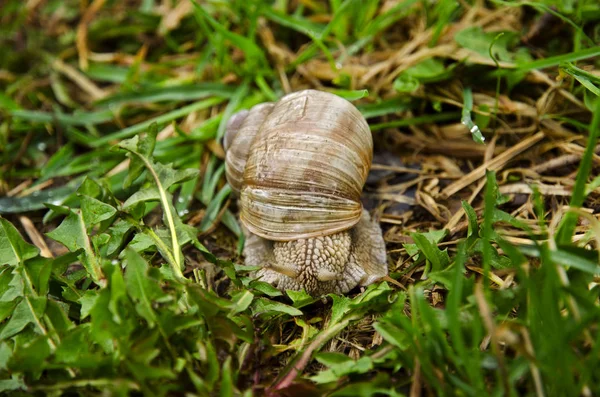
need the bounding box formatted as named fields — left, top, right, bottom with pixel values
left=409, top=358, right=422, bottom=397
left=441, top=131, right=545, bottom=198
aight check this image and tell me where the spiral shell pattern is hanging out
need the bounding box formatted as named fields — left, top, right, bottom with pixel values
left=225, top=90, right=372, bottom=241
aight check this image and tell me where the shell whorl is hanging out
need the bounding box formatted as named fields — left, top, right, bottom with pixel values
left=224, top=103, right=274, bottom=196
left=224, top=90, right=373, bottom=241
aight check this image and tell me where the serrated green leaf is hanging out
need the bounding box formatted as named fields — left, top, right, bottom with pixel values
left=0, top=341, right=12, bottom=370
left=122, top=187, right=162, bottom=209
left=229, top=290, right=254, bottom=315
left=412, top=232, right=450, bottom=272
left=0, top=296, right=47, bottom=340
left=45, top=299, right=74, bottom=333
left=286, top=289, right=318, bottom=307
left=0, top=267, right=16, bottom=301
left=405, top=57, right=446, bottom=80
left=117, top=131, right=199, bottom=281
left=329, top=294, right=352, bottom=325
left=310, top=368, right=340, bottom=384
left=77, top=177, right=103, bottom=198
left=329, top=356, right=373, bottom=378
left=80, top=195, right=117, bottom=229
left=1, top=271, right=23, bottom=302
left=314, top=352, right=352, bottom=366
left=79, top=290, right=99, bottom=320
left=92, top=233, right=110, bottom=251
left=125, top=248, right=163, bottom=327
left=108, top=264, right=127, bottom=324
left=105, top=219, right=135, bottom=256
left=0, top=375, right=26, bottom=392
left=404, top=229, right=448, bottom=259
left=122, top=163, right=198, bottom=209
left=8, top=334, right=52, bottom=372
left=124, top=124, right=158, bottom=188
left=462, top=201, right=479, bottom=238
left=89, top=288, right=134, bottom=353
left=126, top=231, right=159, bottom=254
left=155, top=161, right=200, bottom=190
left=54, top=325, right=93, bottom=365
left=373, top=321, right=410, bottom=349
left=454, top=27, right=516, bottom=62
left=46, top=211, right=86, bottom=253
left=24, top=256, right=52, bottom=296
left=346, top=283, right=394, bottom=319
left=394, top=58, right=454, bottom=93
left=393, top=73, right=420, bottom=93
left=428, top=267, right=458, bottom=289
left=0, top=218, right=39, bottom=266
left=117, top=133, right=140, bottom=153
left=248, top=280, right=283, bottom=297
left=0, top=300, right=18, bottom=324
left=252, top=298, right=303, bottom=317
left=169, top=201, right=205, bottom=251
left=46, top=210, right=104, bottom=283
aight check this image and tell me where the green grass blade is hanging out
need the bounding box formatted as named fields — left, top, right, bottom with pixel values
left=95, top=83, right=235, bottom=106
left=499, top=46, right=600, bottom=74
left=371, top=112, right=461, bottom=131
left=10, top=109, right=115, bottom=126
left=357, top=97, right=415, bottom=119
left=462, top=87, right=485, bottom=144
left=556, top=96, right=600, bottom=243
left=90, top=97, right=225, bottom=147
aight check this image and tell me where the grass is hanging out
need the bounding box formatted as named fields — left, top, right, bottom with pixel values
left=1, top=0, right=600, bottom=396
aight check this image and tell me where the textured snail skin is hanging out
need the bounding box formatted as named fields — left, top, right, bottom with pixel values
left=242, top=210, right=387, bottom=295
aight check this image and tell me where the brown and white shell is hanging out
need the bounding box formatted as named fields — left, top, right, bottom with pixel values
left=224, top=90, right=373, bottom=241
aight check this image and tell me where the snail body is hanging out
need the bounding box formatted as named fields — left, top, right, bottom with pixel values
left=224, top=90, right=387, bottom=295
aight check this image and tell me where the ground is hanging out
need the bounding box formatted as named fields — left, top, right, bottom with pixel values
left=0, top=0, right=599, bottom=396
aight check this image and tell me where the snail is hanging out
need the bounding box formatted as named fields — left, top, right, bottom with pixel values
left=223, top=90, right=387, bottom=296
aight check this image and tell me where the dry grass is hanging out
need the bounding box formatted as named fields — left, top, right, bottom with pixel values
left=1, top=0, right=599, bottom=395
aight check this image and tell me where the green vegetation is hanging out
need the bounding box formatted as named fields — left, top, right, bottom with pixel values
left=1, top=0, right=599, bottom=395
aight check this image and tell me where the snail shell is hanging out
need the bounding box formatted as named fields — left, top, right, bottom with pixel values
left=224, top=90, right=373, bottom=241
